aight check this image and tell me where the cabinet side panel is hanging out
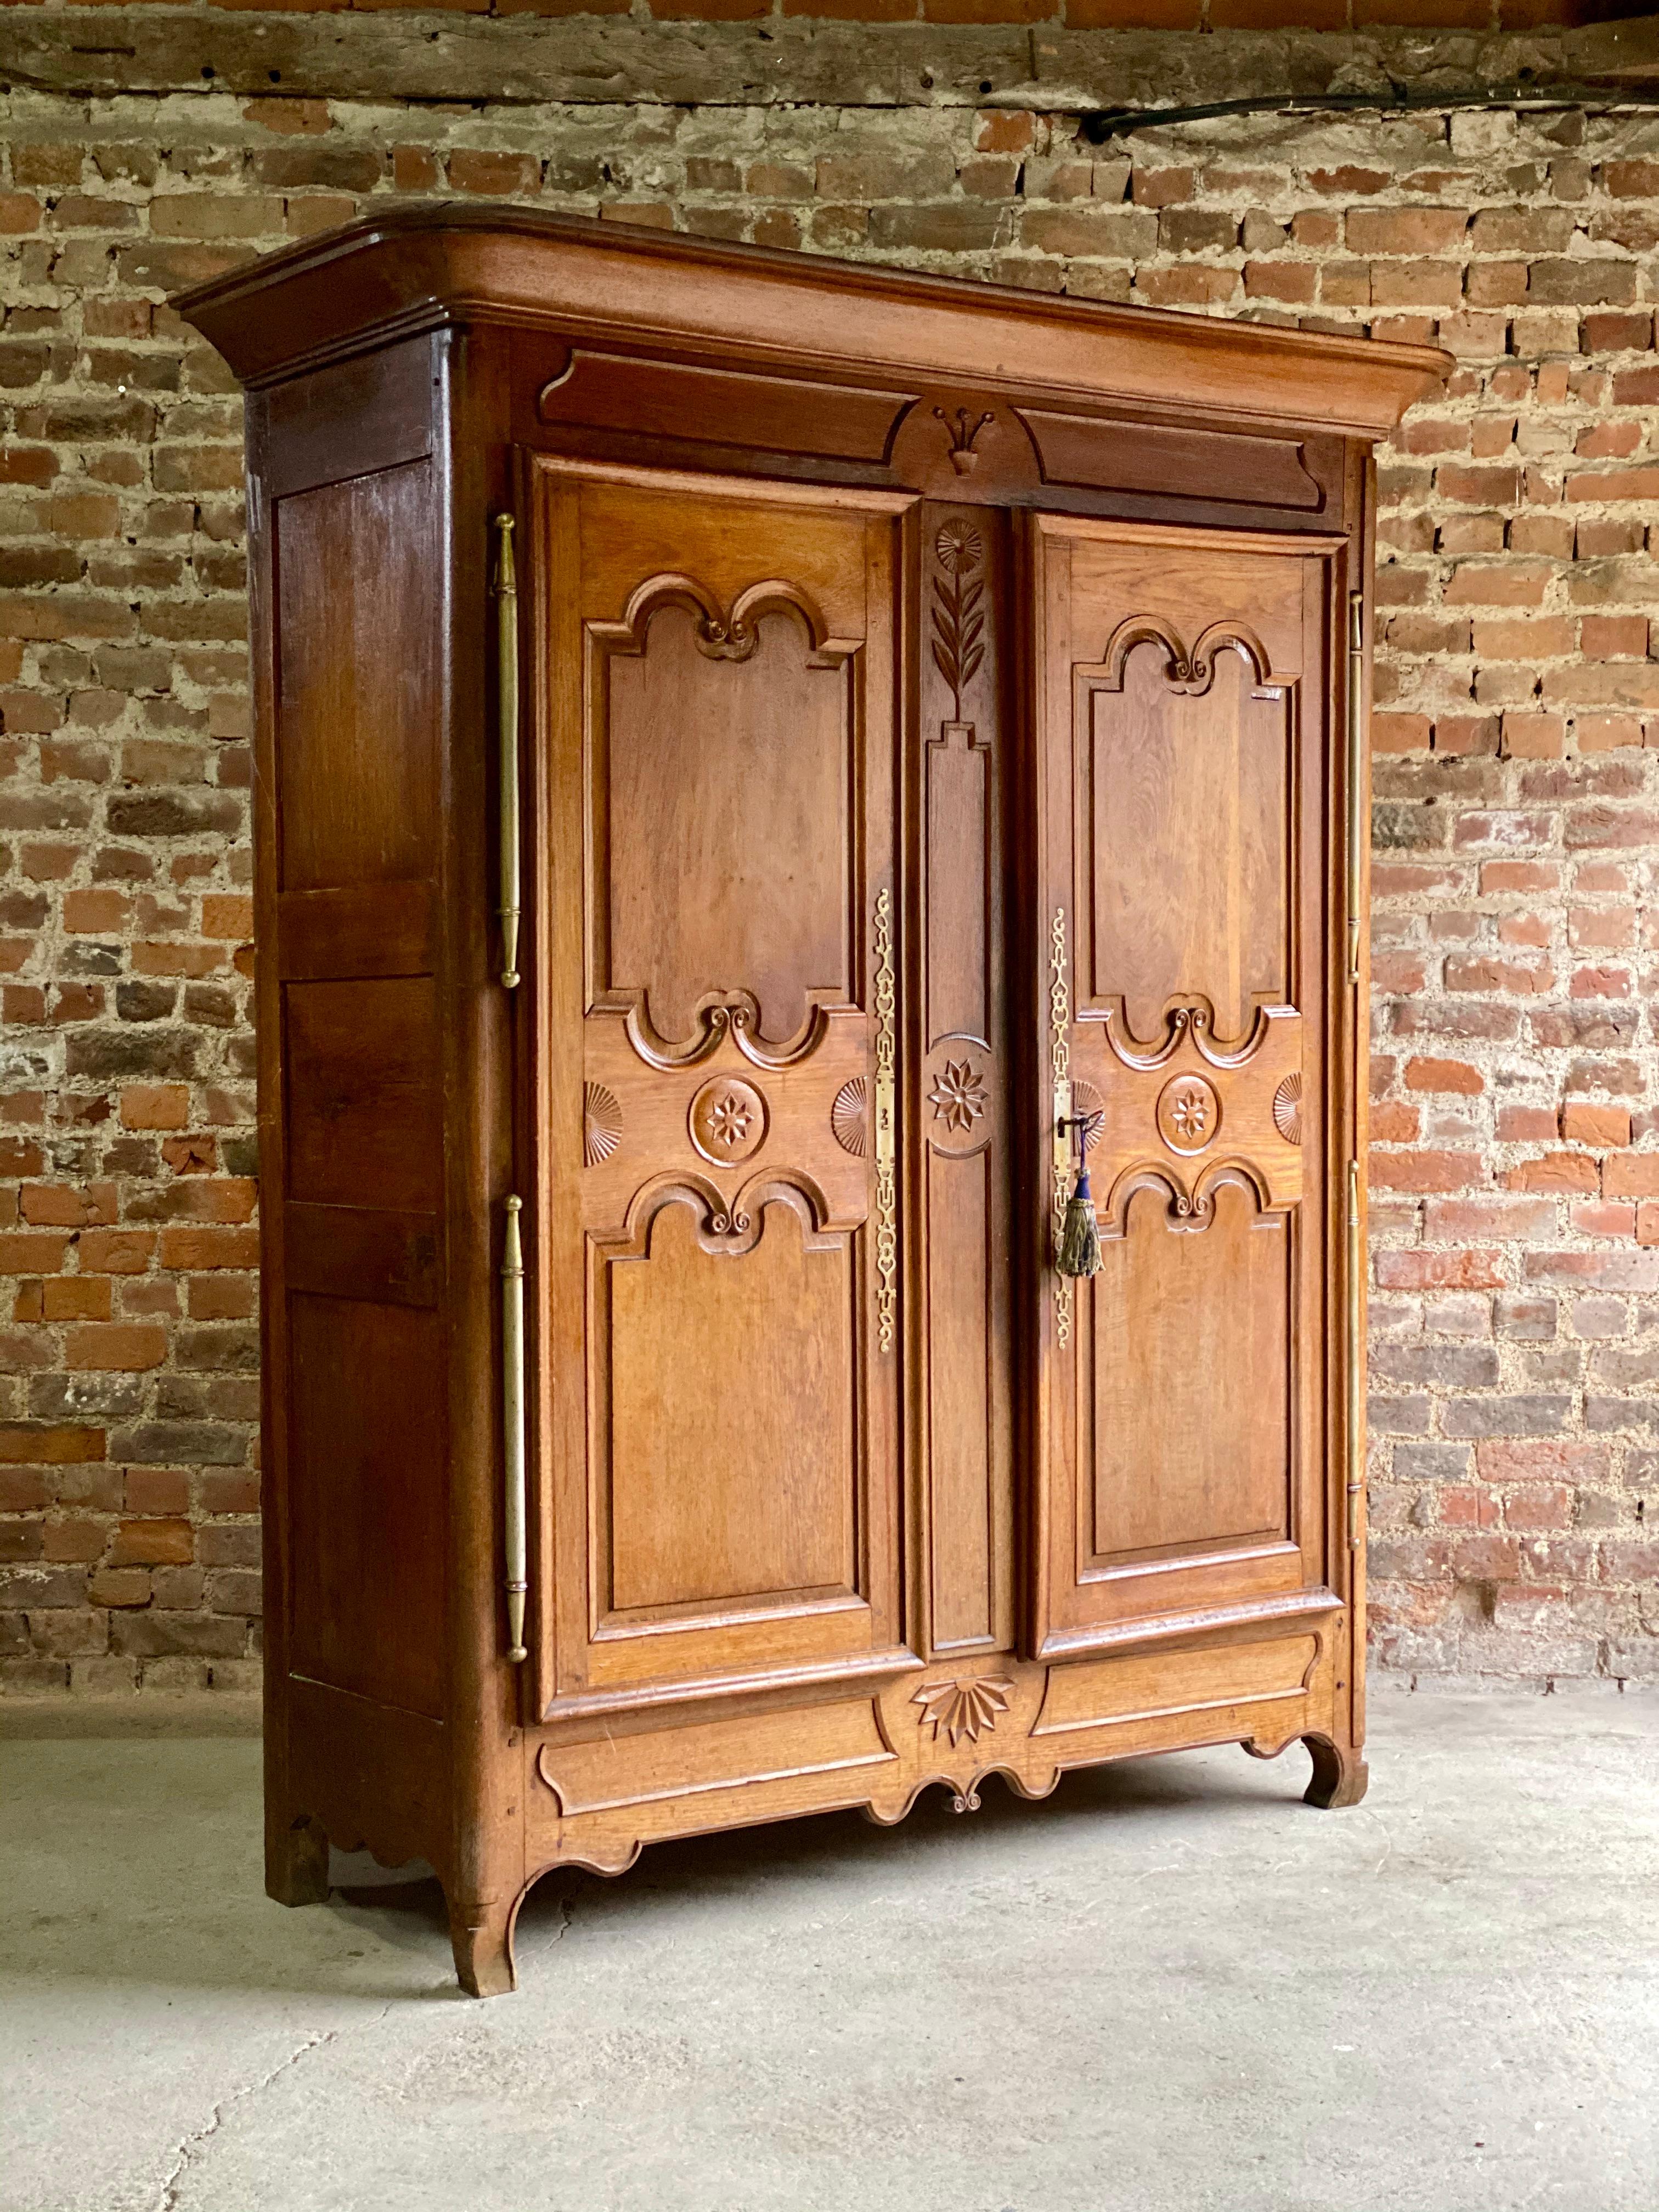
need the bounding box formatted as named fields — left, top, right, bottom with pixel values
left=288, top=1291, right=447, bottom=1718
left=275, top=461, right=439, bottom=893
left=264, top=376, right=450, bottom=1801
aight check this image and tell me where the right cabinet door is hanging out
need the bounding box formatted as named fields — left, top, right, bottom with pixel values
left=1029, top=514, right=1347, bottom=1661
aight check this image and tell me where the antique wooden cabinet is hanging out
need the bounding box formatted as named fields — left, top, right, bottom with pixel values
left=177, top=211, right=1446, bottom=1997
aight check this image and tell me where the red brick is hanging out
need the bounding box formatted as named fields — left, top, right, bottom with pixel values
left=1505, top=1153, right=1600, bottom=1195
left=1561, top=1103, right=1632, bottom=1148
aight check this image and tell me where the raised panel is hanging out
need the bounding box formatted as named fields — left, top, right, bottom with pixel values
left=913, top=504, right=1012, bottom=1662
left=284, top=976, right=441, bottom=1215
left=598, top=592, right=852, bottom=1052
left=1034, top=515, right=1334, bottom=1660
left=1085, top=640, right=1290, bottom=1045
left=1088, top=1185, right=1290, bottom=1563
left=927, top=1144, right=993, bottom=1648
left=274, top=459, right=438, bottom=894
left=602, top=1194, right=855, bottom=1617
left=531, top=457, right=912, bottom=1717
left=287, top=1293, right=446, bottom=1720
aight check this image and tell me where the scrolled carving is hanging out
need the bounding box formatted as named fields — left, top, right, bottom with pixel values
left=1102, top=999, right=1293, bottom=1071
left=582, top=1082, right=622, bottom=1168
left=604, top=571, right=850, bottom=670
left=1097, top=1159, right=1275, bottom=1240
left=1092, top=613, right=1276, bottom=699
left=608, top=1172, right=839, bottom=1261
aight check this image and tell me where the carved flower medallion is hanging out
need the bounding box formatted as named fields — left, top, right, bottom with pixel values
left=928, top=1056, right=988, bottom=1136
left=689, top=1076, right=768, bottom=1165
left=1156, top=1071, right=1221, bottom=1157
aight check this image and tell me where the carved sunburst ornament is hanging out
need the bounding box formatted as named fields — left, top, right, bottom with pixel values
left=583, top=1082, right=622, bottom=1167
left=1273, top=1072, right=1304, bottom=1147
left=913, top=1674, right=1013, bottom=1747
left=928, top=1057, right=988, bottom=1135
left=831, top=1076, right=869, bottom=1158
left=935, top=518, right=983, bottom=577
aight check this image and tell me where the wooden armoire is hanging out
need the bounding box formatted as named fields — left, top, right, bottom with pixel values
left=177, top=210, right=1446, bottom=1996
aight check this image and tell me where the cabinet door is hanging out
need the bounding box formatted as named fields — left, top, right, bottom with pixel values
left=526, top=456, right=915, bottom=1719
left=1029, top=515, right=1347, bottom=1660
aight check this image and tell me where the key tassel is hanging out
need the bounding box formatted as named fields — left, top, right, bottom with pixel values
left=1058, top=1164, right=1102, bottom=1280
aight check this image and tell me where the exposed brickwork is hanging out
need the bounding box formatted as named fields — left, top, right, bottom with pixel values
left=0, top=0, right=1615, bottom=24
left=3, top=86, right=1658, bottom=1690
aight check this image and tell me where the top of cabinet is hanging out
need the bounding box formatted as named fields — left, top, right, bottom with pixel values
left=174, top=203, right=1447, bottom=438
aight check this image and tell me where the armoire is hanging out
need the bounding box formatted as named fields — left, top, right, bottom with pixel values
left=177, top=208, right=1446, bottom=1996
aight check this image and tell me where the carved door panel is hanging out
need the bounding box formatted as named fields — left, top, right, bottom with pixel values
left=1029, top=515, right=1345, bottom=1661
left=527, top=456, right=916, bottom=1718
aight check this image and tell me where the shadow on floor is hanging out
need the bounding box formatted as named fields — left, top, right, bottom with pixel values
left=5, top=1736, right=1320, bottom=2001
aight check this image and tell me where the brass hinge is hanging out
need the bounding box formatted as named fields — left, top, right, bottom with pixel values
left=1346, top=1159, right=1365, bottom=1553
left=1346, top=590, right=1364, bottom=990
left=493, top=513, right=521, bottom=992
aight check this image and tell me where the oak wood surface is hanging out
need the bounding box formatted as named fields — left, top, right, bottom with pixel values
left=178, top=211, right=1424, bottom=1997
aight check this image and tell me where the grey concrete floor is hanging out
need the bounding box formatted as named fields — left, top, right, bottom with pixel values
left=2, top=1689, right=1656, bottom=2212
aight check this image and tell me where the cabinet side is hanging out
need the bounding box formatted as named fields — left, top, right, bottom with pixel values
left=250, top=336, right=455, bottom=1890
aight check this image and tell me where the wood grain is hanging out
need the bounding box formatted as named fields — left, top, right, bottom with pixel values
left=180, top=211, right=1421, bottom=1998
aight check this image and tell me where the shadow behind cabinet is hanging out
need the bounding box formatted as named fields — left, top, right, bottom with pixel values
left=176, top=212, right=1447, bottom=1997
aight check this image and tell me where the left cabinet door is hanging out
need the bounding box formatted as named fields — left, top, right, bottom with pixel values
left=523, top=456, right=916, bottom=1720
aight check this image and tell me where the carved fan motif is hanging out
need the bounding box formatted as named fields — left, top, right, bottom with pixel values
left=1273, top=1072, right=1304, bottom=1147
left=831, top=1077, right=870, bottom=1158
left=583, top=1082, right=622, bottom=1167
left=912, top=1674, right=1013, bottom=1747
left=1071, top=1079, right=1104, bottom=1152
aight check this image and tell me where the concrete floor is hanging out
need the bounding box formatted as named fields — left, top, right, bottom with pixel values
left=2, top=1690, right=1655, bottom=2212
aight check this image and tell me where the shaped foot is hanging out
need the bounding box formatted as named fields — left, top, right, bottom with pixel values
left=450, top=1895, right=518, bottom=1999
left=268, top=1815, right=331, bottom=1907
left=1303, top=1734, right=1369, bottom=1810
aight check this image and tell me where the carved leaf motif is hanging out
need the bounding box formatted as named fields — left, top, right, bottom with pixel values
left=1273, top=1072, right=1304, bottom=1147
left=831, top=1076, right=869, bottom=1159
left=913, top=1675, right=1014, bottom=1748
left=583, top=1082, right=622, bottom=1167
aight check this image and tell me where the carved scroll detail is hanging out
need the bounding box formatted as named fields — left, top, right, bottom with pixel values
left=1102, top=999, right=1293, bottom=1071
left=873, top=887, right=897, bottom=1356
left=1092, top=613, right=1276, bottom=699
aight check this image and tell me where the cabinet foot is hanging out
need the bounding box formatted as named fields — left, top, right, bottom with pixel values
left=267, top=1815, right=331, bottom=1907
left=450, top=1895, right=518, bottom=1999
left=1302, top=1735, right=1369, bottom=1810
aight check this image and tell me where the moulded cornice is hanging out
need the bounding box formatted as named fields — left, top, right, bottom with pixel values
left=174, top=205, right=1449, bottom=437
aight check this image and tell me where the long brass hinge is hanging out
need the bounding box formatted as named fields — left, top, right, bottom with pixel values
left=1346, top=1159, right=1365, bottom=1553
left=493, top=513, right=521, bottom=991
left=1346, top=591, right=1364, bottom=990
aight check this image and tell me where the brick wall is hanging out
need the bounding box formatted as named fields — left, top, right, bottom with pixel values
left=3, top=82, right=1658, bottom=1692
